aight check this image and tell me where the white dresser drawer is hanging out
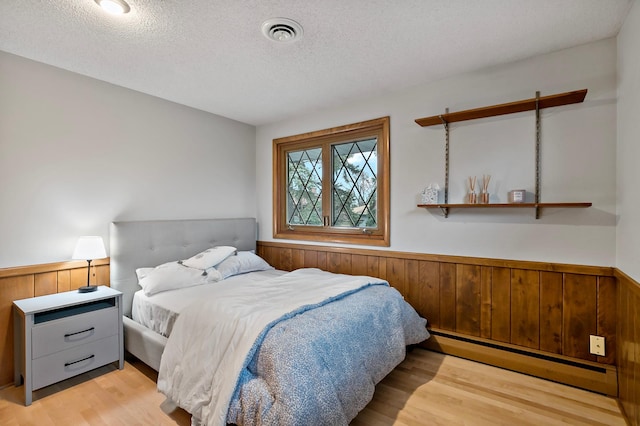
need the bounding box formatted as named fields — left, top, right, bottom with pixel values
left=32, top=306, right=118, bottom=359
left=32, top=334, right=120, bottom=390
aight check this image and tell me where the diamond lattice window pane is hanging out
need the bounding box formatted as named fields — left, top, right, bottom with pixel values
left=331, top=138, right=377, bottom=228
left=287, top=148, right=323, bottom=226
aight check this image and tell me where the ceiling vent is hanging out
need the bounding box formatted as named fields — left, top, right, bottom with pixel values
left=262, top=18, right=303, bottom=43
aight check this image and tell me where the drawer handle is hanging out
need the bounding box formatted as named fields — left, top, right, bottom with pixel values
left=64, top=327, right=95, bottom=338
left=64, top=354, right=95, bottom=367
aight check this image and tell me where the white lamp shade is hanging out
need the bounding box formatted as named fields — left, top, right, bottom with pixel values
left=72, top=236, right=107, bottom=260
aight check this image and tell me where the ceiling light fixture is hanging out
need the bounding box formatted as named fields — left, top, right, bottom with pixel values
left=261, top=18, right=303, bottom=43
left=95, top=0, right=131, bottom=14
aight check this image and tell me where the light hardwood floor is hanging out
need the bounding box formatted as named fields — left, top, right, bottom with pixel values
left=0, top=349, right=626, bottom=425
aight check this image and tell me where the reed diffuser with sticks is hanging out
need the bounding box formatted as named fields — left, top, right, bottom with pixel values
left=467, top=176, right=477, bottom=204
left=480, top=174, right=491, bottom=204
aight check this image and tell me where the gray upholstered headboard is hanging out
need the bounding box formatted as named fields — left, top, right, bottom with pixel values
left=110, top=218, right=257, bottom=317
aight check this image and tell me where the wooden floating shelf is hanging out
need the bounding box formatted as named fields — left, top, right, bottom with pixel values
left=418, top=202, right=592, bottom=209
left=418, top=202, right=592, bottom=218
left=415, top=89, right=587, bottom=127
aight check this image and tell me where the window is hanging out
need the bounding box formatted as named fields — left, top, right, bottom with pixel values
left=273, top=116, right=389, bottom=246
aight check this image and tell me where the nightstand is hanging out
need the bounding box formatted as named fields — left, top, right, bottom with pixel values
left=13, top=286, right=124, bottom=405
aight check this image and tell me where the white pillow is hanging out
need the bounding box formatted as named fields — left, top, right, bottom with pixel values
left=139, top=261, right=222, bottom=296
left=214, top=251, right=274, bottom=279
left=135, top=267, right=155, bottom=289
left=180, top=246, right=237, bottom=270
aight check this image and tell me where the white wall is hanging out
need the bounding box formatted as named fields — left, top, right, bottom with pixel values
left=617, top=1, right=640, bottom=282
left=0, top=51, right=256, bottom=268
left=1, top=35, right=625, bottom=270
left=256, top=39, right=618, bottom=267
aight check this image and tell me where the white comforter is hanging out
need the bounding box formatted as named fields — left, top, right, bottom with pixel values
left=157, top=268, right=388, bottom=426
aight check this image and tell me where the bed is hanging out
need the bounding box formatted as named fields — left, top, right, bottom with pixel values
left=110, top=218, right=429, bottom=425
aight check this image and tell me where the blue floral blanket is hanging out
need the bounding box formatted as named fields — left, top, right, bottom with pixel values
left=158, top=268, right=429, bottom=425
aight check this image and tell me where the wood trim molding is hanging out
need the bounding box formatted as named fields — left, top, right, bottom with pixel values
left=0, top=258, right=110, bottom=279
left=258, top=240, right=614, bottom=276
left=614, top=267, right=640, bottom=296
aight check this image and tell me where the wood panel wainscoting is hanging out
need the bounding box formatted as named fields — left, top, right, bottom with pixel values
left=3, top=251, right=637, bottom=422
left=257, top=241, right=618, bottom=397
left=0, top=259, right=110, bottom=388
left=615, top=269, right=640, bottom=425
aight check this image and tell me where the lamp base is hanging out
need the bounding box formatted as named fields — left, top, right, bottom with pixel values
left=78, top=285, right=98, bottom=293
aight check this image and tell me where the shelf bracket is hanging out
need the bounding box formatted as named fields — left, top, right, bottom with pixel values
left=441, top=108, right=450, bottom=218
left=535, top=91, right=541, bottom=219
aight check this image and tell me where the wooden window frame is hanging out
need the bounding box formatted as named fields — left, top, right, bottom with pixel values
left=273, top=116, right=390, bottom=246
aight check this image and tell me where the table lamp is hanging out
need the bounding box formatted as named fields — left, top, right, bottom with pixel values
left=72, top=236, right=107, bottom=293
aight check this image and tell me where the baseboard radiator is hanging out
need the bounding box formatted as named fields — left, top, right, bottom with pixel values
left=422, top=329, right=617, bottom=397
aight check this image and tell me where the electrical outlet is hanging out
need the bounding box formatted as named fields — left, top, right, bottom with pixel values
left=589, top=335, right=605, bottom=356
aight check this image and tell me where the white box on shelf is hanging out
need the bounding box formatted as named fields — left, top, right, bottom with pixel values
left=421, top=184, right=440, bottom=204
left=508, top=189, right=526, bottom=203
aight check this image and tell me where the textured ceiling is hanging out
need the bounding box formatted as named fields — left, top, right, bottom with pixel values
left=0, top=0, right=633, bottom=126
